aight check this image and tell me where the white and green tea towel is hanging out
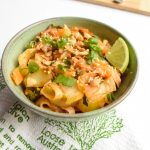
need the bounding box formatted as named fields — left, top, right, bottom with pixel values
left=0, top=68, right=141, bottom=150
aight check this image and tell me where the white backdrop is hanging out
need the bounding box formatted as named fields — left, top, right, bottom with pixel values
left=0, top=0, right=150, bottom=149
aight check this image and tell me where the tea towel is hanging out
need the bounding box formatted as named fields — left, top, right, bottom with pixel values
left=0, top=68, right=141, bottom=150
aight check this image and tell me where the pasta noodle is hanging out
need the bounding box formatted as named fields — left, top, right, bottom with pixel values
left=78, top=95, right=108, bottom=112
left=35, top=97, right=63, bottom=113
left=18, top=48, right=36, bottom=67
left=60, top=84, right=84, bottom=105
left=11, top=24, right=122, bottom=113
left=25, top=69, right=52, bottom=87
left=61, top=106, right=75, bottom=114
left=41, top=82, right=63, bottom=102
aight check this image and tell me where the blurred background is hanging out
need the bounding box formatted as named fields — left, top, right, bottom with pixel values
left=79, top=0, right=150, bottom=16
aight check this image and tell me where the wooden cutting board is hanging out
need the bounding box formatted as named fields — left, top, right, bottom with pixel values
left=80, top=0, right=150, bottom=16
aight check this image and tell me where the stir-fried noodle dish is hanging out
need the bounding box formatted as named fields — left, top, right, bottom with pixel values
left=11, top=24, right=124, bottom=114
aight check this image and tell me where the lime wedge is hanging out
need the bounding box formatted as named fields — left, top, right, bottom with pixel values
left=106, top=37, right=129, bottom=73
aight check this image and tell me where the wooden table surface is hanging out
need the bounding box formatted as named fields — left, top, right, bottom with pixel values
left=80, top=0, right=150, bottom=16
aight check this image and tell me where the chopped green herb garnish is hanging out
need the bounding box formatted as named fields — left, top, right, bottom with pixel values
left=84, top=37, right=98, bottom=47
left=25, top=41, right=36, bottom=49
left=84, top=37, right=102, bottom=64
left=27, top=91, right=36, bottom=101
left=88, top=37, right=98, bottom=44
left=89, top=44, right=102, bottom=53
left=107, top=93, right=114, bottom=102
left=84, top=41, right=89, bottom=47
left=57, top=64, right=67, bottom=71
left=42, top=36, right=68, bottom=49
left=26, top=88, right=40, bottom=101
left=42, top=36, right=58, bottom=49
left=42, top=36, right=52, bottom=44
left=57, top=37, right=68, bottom=48
left=83, top=95, right=88, bottom=106
left=55, top=74, right=76, bottom=87
left=51, top=40, right=58, bottom=50
left=58, top=60, right=71, bottom=72
left=28, top=62, right=39, bottom=73
left=87, top=50, right=98, bottom=64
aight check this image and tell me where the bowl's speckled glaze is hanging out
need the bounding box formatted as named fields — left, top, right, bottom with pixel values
left=2, top=17, right=138, bottom=121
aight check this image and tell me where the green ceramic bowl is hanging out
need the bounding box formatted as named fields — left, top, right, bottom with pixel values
left=2, top=17, right=138, bottom=121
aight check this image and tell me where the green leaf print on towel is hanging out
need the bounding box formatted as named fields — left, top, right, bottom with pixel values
left=45, top=109, right=123, bottom=150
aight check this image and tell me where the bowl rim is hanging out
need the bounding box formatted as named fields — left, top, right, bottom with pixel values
left=1, top=16, right=139, bottom=119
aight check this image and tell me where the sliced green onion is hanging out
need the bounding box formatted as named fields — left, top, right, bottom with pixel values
left=55, top=74, right=76, bottom=87
left=57, top=64, right=67, bottom=71
left=88, top=37, right=98, bottom=44
left=57, top=37, right=68, bottom=48
left=25, top=41, right=36, bottom=49
left=42, top=36, right=52, bottom=44
left=107, top=93, right=114, bottom=102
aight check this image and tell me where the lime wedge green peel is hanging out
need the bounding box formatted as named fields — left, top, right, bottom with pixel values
left=106, top=37, right=129, bottom=73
